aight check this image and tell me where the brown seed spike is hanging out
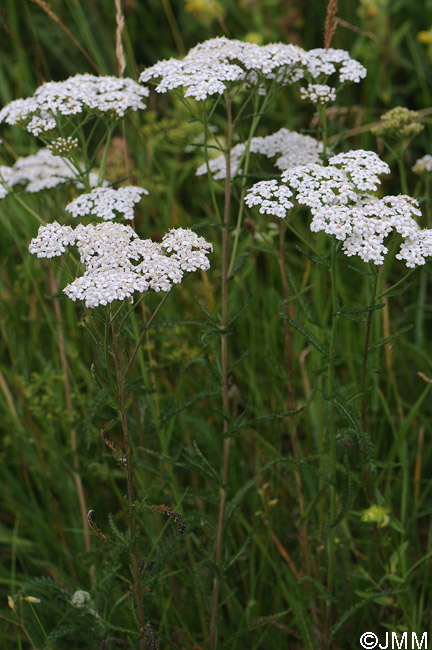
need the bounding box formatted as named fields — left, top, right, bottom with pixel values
left=152, top=504, right=187, bottom=535
left=144, top=624, right=160, bottom=650
left=87, top=510, right=108, bottom=543
left=324, top=0, right=338, bottom=50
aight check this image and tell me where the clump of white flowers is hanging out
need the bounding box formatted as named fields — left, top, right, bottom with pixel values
left=48, top=136, right=79, bottom=155
left=29, top=221, right=212, bottom=307
left=196, top=128, right=323, bottom=180
left=65, top=186, right=148, bottom=220
left=412, top=154, right=432, bottom=176
left=0, top=74, right=149, bottom=136
left=0, top=149, right=103, bottom=196
left=246, top=149, right=431, bottom=267
left=139, top=37, right=366, bottom=101
left=300, top=83, right=336, bottom=105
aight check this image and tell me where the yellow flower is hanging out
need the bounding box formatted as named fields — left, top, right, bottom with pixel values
left=185, top=0, right=223, bottom=22
left=361, top=504, right=390, bottom=527
left=7, top=595, right=15, bottom=610
left=418, top=29, right=432, bottom=44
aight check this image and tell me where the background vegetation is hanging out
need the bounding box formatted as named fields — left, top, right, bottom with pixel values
left=1, top=0, right=432, bottom=648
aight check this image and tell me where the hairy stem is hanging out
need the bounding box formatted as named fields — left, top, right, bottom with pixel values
left=209, top=91, right=233, bottom=650
left=279, top=223, right=318, bottom=623
left=111, top=323, right=146, bottom=648
left=324, top=239, right=338, bottom=642
left=360, top=268, right=379, bottom=431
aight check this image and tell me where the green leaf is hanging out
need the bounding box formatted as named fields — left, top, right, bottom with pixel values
left=158, top=390, right=219, bottom=427
left=378, top=281, right=413, bottom=299
left=328, top=457, right=353, bottom=528
left=281, top=315, right=329, bottom=359
left=194, top=297, right=218, bottom=324
left=261, top=456, right=332, bottom=484
left=226, top=294, right=252, bottom=328
left=369, top=325, right=413, bottom=351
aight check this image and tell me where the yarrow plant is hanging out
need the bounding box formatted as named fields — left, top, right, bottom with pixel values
left=0, top=73, right=149, bottom=136
left=139, top=34, right=369, bottom=649
left=5, top=10, right=431, bottom=648
left=29, top=220, right=212, bottom=307
left=0, top=63, right=214, bottom=648
left=140, top=37, right=366, bottom=101
left=65, top=186, right=149, bottom=220
left=196, top=127, right=323, bottom=180
left=0, top=148, right=103, bottom=198
left=246, top=149, right=431, bottom=266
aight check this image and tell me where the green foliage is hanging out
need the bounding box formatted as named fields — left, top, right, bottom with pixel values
left=1, top=1, right=432, bottom=649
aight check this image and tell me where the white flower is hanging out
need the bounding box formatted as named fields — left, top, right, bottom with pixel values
left=196, top=128, right=323, bottom=180
left=65, top=186, right=148, bottom=221
left=305, top=48, right=367, bottom=83
left=140, top=37, right=306, bottom=100
left=245, top=179, right=294, bottom=218
left=300, top=83, right=336, bottom=105
left=48, top=136, right=79, bottom=155
left=29, top=222, right=213, bottom=307
left=246, top=148, right=429, bottom=267
left=412, top=154, right=432, bottom=175
left=0, top=74, right=149, bottom=135
left=28, top=222, right=76, bottom=258
left=71, top=591, right=91, bottom=608
left=140, top=38, right=366, bottom=105
left=0, top=149, right=104, bottom=196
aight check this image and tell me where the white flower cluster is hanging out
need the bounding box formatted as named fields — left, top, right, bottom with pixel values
left=412, top=154, right=432, bottom=176
left=246, top=149, right=431, bottom=267
left=196, top=128, right=323, bottom=180
left=140, top=37, right=365, bottom=101
left=305, top=48, right=367, bottom=84
left=29, top=221, right=212, bottom=307
left=300, top=84, right=336, bottom=105
left=65, top=186, right=148, bottom=220
left=0, top=74, right=149, bottom=136
left=48, top=136, right=79, bottom=155
left=0, top=149, right=102, bottom=196
left=245, top=179, right=294, bottom=219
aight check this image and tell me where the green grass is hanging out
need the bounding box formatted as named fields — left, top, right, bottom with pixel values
left=1, top=1, right=432, bottom=648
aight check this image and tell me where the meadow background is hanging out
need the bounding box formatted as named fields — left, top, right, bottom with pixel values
left=1, top=0, right=432, bottom=648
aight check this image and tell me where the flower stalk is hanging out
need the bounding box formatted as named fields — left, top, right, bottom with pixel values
left=111, top=320, right=146, bottom=649
left=209, top=90, right=233, bottom=650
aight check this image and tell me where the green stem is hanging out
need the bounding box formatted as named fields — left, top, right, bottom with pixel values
left=360, top=267, right=379, bottom=432
left=283, top=216, right=329, bottom=267
left=324, top=239, right=338, bottom=643
left=111, top=323, right=146, bottom=649
left=209, top=90, right=233, bottom=650
left=228, top=83, right=277, bottom=277
left=122, top=292, right=170, bottom=382
left=98, top=123, right=116, bottom=186
left=320, top=105, right=329, bottom=161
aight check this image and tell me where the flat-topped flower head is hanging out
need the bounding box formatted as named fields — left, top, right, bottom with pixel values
left=300, top=83, right=336, bottom=105
left=140, top=37, right=308, bottom=100
left=140, top=38, right=366, bottom=102
left=0, top=148, right=103, bottom=196
left=0, top=74, right=149, bottom=136
left=246, top=148, right=429, bottom=267
left=304, top=48, right=367, bottom=84
left=48, top=136, right=79, bottom=156
left=196, top=128, right=323, bottom=180
left=29, top=221, right=212, bottom=307
left=412, top=154, right=432, bottom=176
left=65, top=186, right=148, bottom=221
